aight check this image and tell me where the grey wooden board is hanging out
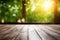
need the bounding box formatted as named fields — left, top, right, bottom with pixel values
left=0, top=25, right=60, bottom=40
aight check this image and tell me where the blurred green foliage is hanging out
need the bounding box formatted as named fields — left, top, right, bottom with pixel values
left=26, top=0, right=54, bottom=23
left=0, top=0, right=60, bottom=23
left=0, top=0, right=22, bottom=23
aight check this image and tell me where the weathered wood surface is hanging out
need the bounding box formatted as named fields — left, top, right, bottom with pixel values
left=0, top=25, right=60, bottom=40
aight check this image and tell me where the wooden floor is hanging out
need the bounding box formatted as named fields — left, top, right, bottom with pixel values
left=0, top=25, right=60, bottom=40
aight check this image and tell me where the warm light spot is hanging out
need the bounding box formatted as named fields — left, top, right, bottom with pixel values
left=42, top=0, right=54, bottom=10
left=1, top=18, right=4, bottom=23
left=21, top=18, right=25, bottom=23
left=31, top=5, right=36, bottom=11
left=17, top=19, right=21, bottom=23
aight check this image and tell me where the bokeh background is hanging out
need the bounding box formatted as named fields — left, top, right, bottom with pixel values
left=0, top=0, right=60, bottom=23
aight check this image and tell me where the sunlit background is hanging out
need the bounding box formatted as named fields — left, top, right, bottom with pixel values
left=0, top=0, right=60, bottom=23
left=26, top=0, right=55, bottom=23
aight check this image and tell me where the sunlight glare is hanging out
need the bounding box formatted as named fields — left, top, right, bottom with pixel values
left=30, top=0, right=54, bottom=11
left=42, top=0, right=54, bottom=10
left=31, top=5, right=36, bottom=11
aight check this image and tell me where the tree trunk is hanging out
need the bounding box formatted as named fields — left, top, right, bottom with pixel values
left=54, top=0, right=58, bottom=23
left=22, top=0, right=26, bottom=23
